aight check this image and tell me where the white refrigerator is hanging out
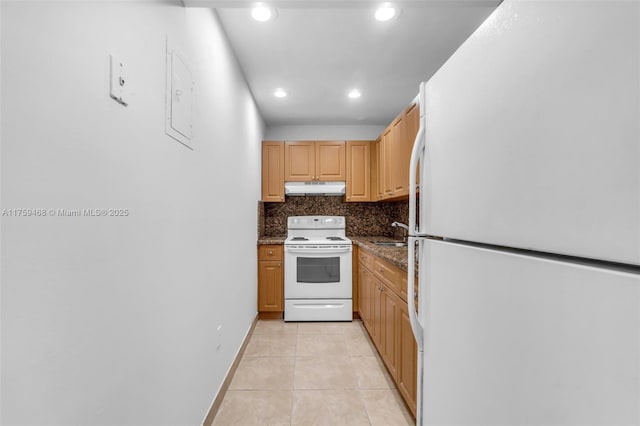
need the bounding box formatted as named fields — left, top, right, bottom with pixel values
left=407, top=1, right=640, bottom=425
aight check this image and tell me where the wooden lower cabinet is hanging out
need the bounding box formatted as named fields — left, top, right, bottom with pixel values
left=257, top=245, right=284, bottom=317
left=352, top=245, right=359, bottom=316
left=372, top=278, right=383, bottom=348
left=398, top=303, right=418, bottom=416
left=382, top=287, right=401, bottom=380
left=359, top=266, right=374, bottom=335
left=358, top=248, right=417, bottom=416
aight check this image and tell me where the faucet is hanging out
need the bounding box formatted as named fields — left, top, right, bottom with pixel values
left=391, top=221, right=410, bottom=242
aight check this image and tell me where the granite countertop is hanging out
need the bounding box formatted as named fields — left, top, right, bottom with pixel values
left=257, top=235, right=412, bottom=272
left=350, top=236, right=410, bottom=272
left=257, top=236, right=286, bottom=245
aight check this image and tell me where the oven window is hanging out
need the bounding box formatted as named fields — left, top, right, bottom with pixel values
left=297, top=257, right=340, bottom=283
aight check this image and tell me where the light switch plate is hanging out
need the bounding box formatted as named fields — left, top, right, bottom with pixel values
left=109, top=54, right=128, bottom=106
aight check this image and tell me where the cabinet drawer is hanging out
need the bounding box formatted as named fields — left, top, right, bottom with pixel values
left=259, top=245, right=283, bottom=261
left=374, top=258, right=399, bottom=293
left=359, top=249, right=375, bottom=271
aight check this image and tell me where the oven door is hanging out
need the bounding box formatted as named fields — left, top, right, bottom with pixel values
left=284, top=245, right=352, bottom=299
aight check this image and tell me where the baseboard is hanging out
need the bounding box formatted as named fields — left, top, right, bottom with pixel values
left=202, top=313, right=259, bottom=426
left=258, top=311, right=283, bottom=319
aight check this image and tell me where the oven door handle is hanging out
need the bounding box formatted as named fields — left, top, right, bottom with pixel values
left=285, top=247, right=352, bottom=255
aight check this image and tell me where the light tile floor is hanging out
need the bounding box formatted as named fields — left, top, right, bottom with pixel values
left=213, top=320, right=415, bottom=426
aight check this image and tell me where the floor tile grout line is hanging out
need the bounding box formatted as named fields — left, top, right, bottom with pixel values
left=223, top=320, right=413, bottom=425
left=357, top=387, right=375, bottom=426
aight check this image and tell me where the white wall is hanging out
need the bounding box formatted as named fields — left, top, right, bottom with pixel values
left=265, top=124, right=385, bottom=140
left=1, top=1, right=263, bottom=425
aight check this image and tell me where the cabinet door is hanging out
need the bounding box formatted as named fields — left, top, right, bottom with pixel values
left=376, top=136, right=385, bottom=201
left=382, top=127, right=394, bottom=198
left=398, top=301, right=418, bottom=416
left=381, top=286, right=401, bottom=380
left=258, top=260, right=283, bottom=312
left=390, top=116, right=407, bottom=197
left=316, top=141, right=346, bottom=181
left=346, top=141, right=371, bottom=202
left=372, top=278, right=383, bottom=349
left=284, top=141, right=315, bottom=181
left=370, top=137, right=380, bottom=201
left=261, top=141, right=285, bottom=202
left=352, top=246, right=359, bottom=314
left=404, top=103, right=420, bottom=192
left=359, top=265, right=374, bottom=332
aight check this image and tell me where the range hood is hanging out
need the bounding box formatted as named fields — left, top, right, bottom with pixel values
left=284, top=181, right=346, bottom=196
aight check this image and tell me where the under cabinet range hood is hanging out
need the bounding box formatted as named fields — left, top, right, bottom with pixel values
left=284, top=181, right=346, bottom=196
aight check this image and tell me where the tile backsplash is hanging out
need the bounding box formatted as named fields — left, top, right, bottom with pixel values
left=259, top=196, right=411, bottom=238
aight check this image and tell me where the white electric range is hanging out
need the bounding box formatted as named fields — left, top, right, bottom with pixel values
left=284, top=216, right=353, bottom=322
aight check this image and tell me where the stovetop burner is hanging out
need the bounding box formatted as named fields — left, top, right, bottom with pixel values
left=285, top=216, right=351, bottom=246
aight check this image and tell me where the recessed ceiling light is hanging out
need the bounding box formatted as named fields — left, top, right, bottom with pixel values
left=274, top=88, right=287, bottom=98
left=348, top=89, right=362, bottom=99
left=252, top=4, right=275, bottom=22
left=375, top=3, right=397, bottom=22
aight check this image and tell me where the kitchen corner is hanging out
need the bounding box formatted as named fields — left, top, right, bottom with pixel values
left=256, top=203, right=420, bottom=416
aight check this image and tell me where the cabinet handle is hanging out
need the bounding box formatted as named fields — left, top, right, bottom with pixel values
left=268, top=250, right=273, bottom=255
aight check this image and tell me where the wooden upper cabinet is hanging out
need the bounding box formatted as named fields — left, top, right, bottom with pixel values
left=391, top=115, right=408, bottom=198
left=284, top=141, right=315, bottom=181
left=285, top=141, right=346, bottom=182
left=404, top=103, right=421, bottom=192
left=382, top=126, right=394, bottom=198
left=376, top=102, right=420, bottom=201
left=261, top=141, right=285, bottom=202
left=376, top=137, right=385, bottom=200
left=346, top=141, right=371, bottom=202
left=316, top=141, right=346, bottom=181
left=370, top=137, right=380, bottom=201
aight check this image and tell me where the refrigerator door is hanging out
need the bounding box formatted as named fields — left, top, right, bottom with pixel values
left=420, top=239, right=639, bottom=425
left=422, top=0, right=640, bottom=265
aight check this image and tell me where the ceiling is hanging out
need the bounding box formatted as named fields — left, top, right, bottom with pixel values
left=184, top=1, right=500, bottom=126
